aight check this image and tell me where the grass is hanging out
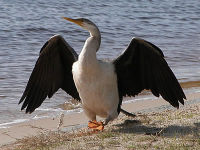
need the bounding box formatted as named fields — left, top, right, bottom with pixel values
left=1, top=104, right=200, bottom=150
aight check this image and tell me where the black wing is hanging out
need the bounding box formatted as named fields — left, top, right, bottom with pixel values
left=113, top=38, right=186, bottom=108
left=19, top=35, right=80, bottom=113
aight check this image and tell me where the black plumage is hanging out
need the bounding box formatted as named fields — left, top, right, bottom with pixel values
left=19, top=35, right=80, bottom=113
left=113, top=38, right=186, bottom=111
left=19, top=36, right=186, bottom=114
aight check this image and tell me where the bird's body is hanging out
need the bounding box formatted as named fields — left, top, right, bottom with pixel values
left=19, top=17, right=186, bottom=130
left=73, top=59, right=119, bottom=120
left=72, top=31, right=119, bottom=123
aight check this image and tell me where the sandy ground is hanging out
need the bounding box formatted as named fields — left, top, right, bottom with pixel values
left=0, top=89, right=200, bottom=148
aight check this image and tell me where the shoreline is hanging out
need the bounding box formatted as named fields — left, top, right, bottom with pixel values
left=0, top=80, right=199, bottom=129
left=1, top=87, right=200, bottom=147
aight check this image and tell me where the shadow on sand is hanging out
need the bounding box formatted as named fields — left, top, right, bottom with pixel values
left=112, top=119, right=200, bottom=138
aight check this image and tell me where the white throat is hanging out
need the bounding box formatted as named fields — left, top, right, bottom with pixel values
left=78, top=25, right=101, bottom=67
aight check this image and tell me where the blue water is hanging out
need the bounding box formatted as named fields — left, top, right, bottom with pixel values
left=0, top=0, right=200, bottom=125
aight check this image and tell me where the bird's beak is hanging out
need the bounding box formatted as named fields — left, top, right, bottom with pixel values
left=62, top=17, right=83, bottom=27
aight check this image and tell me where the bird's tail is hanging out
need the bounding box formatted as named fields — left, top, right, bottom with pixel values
left=120, top=108, right=136, bottom=117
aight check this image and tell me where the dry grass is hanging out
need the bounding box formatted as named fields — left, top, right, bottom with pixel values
left=1, top=104, right=200, bottom=150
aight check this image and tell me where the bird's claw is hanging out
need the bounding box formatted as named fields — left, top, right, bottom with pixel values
left=88, top=120, right=104, bottom=131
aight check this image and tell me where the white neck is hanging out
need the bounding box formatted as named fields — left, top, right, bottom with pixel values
left=89, top=27, right=101, bottom=50
left=78, top=26, right=101, bottom=66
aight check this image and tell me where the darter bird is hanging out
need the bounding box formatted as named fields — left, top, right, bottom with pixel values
left=19, top=17, right=186, bottom=131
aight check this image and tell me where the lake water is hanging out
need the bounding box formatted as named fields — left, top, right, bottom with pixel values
left=0, top=0, right=200, bottom=127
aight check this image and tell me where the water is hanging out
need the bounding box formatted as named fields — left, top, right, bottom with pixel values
left=0, top=0, right=200, bottom=126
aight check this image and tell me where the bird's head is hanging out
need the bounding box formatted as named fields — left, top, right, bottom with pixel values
left=63, top=17, right=97, bottom=31
left=63, top=17, right=100, bottom=37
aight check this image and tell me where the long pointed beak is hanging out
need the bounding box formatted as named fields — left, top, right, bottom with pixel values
left=62, top=17, right=83, bottom=27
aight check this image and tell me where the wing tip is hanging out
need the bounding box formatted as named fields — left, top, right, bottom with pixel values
left=19, top=92, right=27, bottom=104
left=25, top=109, right=33, bottom=114
left=174, top=97, right=186, bottom=109
left=23, top=106, right=35, bottom=114
left=18, top=100, right=23, bottom=105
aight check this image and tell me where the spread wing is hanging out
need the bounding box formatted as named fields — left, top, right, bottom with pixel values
left=19, top=35, right=80, bottom=113
left=113, top=38, right=186, bottom=108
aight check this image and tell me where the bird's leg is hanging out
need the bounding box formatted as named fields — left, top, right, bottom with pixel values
left=84, top=108, right=104, bottom=131
left=88, top=115, right=113, bottom=131
left=104, top=116, right=112, bottom=125
left=88, top=120, right=104, bottom=131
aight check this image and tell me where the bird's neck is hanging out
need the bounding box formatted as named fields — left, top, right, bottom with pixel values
left=78, top=27, right=101, bottom=66
left=89, top=27, right=101, bottom=50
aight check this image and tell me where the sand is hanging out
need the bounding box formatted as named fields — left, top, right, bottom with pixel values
left=0, top=89, right=200, bottom=148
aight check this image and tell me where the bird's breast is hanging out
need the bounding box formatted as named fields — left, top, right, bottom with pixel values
left=72, top=61, right=119, bottom=118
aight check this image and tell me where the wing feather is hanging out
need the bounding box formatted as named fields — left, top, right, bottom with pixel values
left=19, top=35, right=80, bottom=113
left=113, top=38, right=186, bottom=108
